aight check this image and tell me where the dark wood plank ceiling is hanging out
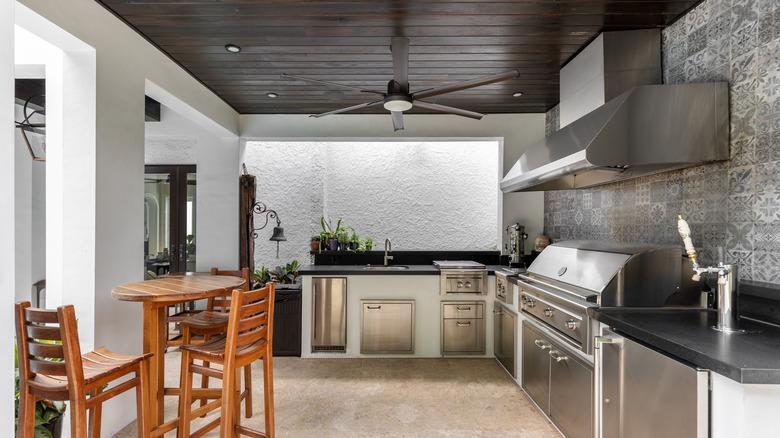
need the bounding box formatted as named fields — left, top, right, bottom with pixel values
left=96, top=0, right=701, bottom=116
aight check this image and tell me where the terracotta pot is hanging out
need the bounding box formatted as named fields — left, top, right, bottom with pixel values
left=311, top=240, right=320, bottom=251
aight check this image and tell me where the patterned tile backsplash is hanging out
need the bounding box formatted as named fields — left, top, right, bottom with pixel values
left=543, top=0, right=780, bottom=284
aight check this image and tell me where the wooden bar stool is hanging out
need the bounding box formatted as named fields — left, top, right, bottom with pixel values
left=178, top=282, right=275, bottom=437
left=15, top=301, right=152, bottom=438
left=179, top=267, right=254, bottom=417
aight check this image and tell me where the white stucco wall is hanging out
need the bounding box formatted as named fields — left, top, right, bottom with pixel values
left=1, top=0, right=15, bottom=431
left=241, top=113, right=547, bottom=258
left=246, top=140, right=500, bottom=267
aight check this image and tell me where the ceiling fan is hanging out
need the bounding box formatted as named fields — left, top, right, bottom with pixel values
left=281, top=37, right=521, bottom=131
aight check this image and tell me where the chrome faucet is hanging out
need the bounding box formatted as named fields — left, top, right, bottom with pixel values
left=384, top=238, right=393, bottom=266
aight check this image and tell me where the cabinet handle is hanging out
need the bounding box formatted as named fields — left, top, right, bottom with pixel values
left=493, top=309, right=503, bottom=315
left=456, top=306, right=471, bottom=311
left=534, top=339, right=550, bottom=350
left=456, top=321, right=471, bottom=327
left=548, top=350, right=568, bottom=362
left=366, top=305, right=382, bottom=310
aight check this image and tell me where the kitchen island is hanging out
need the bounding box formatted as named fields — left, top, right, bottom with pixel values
left=299, top=262, right=504, bottom=359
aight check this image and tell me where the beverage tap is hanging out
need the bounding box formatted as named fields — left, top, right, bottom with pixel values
left=677, top=215, right=742, bottom=333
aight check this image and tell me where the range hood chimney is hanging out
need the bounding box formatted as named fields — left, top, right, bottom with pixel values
left=501, top=29, right=729, bottom=193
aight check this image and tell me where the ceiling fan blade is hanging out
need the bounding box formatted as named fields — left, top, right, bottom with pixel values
left=391, top=37, right=409, bottom=93
left=412, top=69, right=521, bottom=100
left=391, top=111, right=404, bottom=131
left=413, top=100, right=485, bottom=120
left=281, top=73, right=383, bottom=95
left=310, top=100, right=383, bottom=118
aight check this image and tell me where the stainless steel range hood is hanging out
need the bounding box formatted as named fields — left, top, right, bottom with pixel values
left=500, top=82, right=729, bottom=192
left=500, top=28, right=729, bottom=193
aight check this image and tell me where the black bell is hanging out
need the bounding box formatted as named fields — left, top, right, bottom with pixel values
left=269, top=227, right=286, bottom=242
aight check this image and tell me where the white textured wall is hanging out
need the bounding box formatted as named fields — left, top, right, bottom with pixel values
left=240, top=113, right=547, bottom=259
left=245, top=140, right=498, bottom=268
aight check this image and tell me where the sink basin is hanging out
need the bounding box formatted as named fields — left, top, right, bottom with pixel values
left=361, top=265, right=410, bottom=270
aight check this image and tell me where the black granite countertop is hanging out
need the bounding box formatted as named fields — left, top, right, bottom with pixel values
left=298, top=264, right=507, bottom=276
left=591, top=307, right=780, bottom=384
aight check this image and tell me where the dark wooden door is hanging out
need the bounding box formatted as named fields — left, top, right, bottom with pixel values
left=144, top=165, right=196, bottom=275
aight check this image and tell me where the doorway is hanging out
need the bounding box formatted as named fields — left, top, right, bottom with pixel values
left=144, top=165, right=196, bottom=275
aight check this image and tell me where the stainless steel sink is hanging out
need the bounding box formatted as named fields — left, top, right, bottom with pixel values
left=361, top=265, right=410, bottom=270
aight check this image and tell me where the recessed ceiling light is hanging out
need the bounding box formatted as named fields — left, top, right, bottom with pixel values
left=266, top=92, right=278, bottom=98
left=225, top=44, right=241, bottom=53
left=512, top=92, right=524, bottom=97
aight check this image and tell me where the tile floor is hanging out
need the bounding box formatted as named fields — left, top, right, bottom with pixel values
left=115, top=350, right=561, bottom=437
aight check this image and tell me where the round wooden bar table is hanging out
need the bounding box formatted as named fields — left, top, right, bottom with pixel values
left=112, top=274, right=246, bottom=436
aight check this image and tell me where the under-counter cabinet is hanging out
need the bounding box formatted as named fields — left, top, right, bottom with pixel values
left=441, top=301, right=485, bottom=355
left=360, top=300, right=415, bottom=354
left=522, top=321, right=593, bottom=438
left=494, top=302, right=517, bottom=378
left=597, top=328, right=708, bottom=438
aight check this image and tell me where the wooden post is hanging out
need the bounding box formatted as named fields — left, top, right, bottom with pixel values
left=239, top=173, right=256, bottom=271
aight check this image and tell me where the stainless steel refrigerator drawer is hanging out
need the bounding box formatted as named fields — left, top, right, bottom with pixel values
left=442, top=302, right=483, bottom=319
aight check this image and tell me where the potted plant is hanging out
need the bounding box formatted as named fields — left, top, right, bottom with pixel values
left=15, top=343, right=67, bottom=438
left=254, top=265, right=271, bottom=288
left=310, top=235, right=320, bottom=252
left=270, top=260, right=301, bottom=287
left=336, top=230, right=350, bottom=251
left=364, top=236, right=374, bottom=251
left=320, top=216, right=341, bottom=251
left=348, top=227, right=360, bottom=251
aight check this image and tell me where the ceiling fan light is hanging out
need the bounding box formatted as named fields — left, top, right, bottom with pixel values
left=383, top=94, right=413, bottom=112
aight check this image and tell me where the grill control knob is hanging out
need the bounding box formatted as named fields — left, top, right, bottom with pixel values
left=465, top=282, right=472, bottom=288
left=543, top=308, right=554, bottom=317
left=457, top=282, right=463, bottom=288
left=565, top=319, right=579, bottom=330
left=526, top=298, right=536, bottom=308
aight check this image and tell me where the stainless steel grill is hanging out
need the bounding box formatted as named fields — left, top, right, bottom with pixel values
left=519, top=240, right=694, bottom=355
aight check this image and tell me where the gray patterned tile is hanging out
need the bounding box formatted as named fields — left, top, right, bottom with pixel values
left=731, top=0, right=759, bottom=31
left=731, top=21, right=759, bottom=58
left=708, top=10, right=733, bottom=41
left=753, top=250, right=780, bottom=282
left=727, top=222, right=755, bottom=250
left=754, top=192, right=780, bottom=222
left=728, top=165, right=754, bottom=195
left=648, top=203, right=666, bottom=224
left=728, top=194, right=757, bottom=222
left=731, top=137, right=756, bottom=165
left=753, top=222, right=780, bottom=251
left=754, top=161, right=780, bottom=194
left=727, top=250, right=753, bottom=280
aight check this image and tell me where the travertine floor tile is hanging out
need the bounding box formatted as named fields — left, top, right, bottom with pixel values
left=114, top=351, right=561, bottom=437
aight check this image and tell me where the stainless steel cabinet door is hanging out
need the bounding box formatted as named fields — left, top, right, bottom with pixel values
left=549, top=344, right=593, bottom=438
left=599, top=329, right=708, bottom=438
left=494, top=303, right=517, bottom=378
left=361, top=300, right=414, bottom=354
left=521, top=321, right=551, bottom=413
left=311, top=278, right=347, bottom=352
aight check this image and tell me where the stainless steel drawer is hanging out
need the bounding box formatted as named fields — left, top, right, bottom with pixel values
left=442, top=302, right=483, bottom=319
left=442, top=319, right=485, bottom=353
left=441, top=301, right=486, bottom=355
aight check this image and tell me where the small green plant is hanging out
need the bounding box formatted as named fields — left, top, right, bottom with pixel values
left=364, top=236, right=374, bottom=250
left=269, top=260, right=301, bottom=284
left=254, top=265, right=271, bottom=287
